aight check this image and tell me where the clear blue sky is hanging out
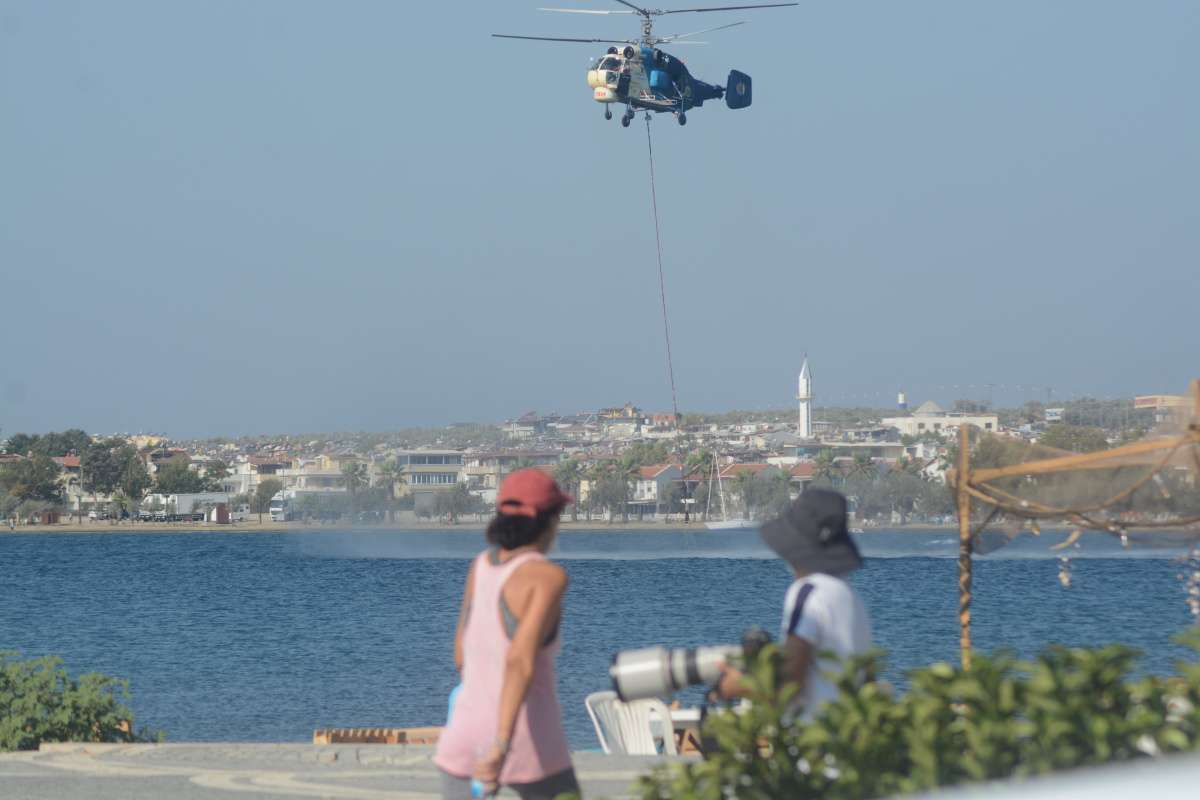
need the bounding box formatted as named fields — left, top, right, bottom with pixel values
left=2, top=1, right=1197, bottom=437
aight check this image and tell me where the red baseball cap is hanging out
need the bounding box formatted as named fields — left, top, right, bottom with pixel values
left=497, top=469, right=573, bottom=518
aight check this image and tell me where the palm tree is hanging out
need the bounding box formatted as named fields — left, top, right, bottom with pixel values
left=580, top=462, right=606, bottom=521
left=684, top=448, right=712, bottom=480
left=341, top=461, right=368, bottom=496
left=377, top=459, right=407, bottom=522
left=590, top=462, right=633, bottom=523
left=848, top=453, right=877, bottom=482
left=110, top=490, right=132, bottom=522
left=442, top=482, right=472, bottom=524
left=812, top=450, right=839, bottom=486
left=553, top=459, right=583, bottom=522
left=733, top=470, right=757, bottom=520
left=619, top=462, right=639, bottom=522
left=692, top=452, right=728, bottom=521
left=764, top=468, right=793, bottom=519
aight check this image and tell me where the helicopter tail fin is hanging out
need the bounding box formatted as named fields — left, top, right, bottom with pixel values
left=725, top=71, right=752, bottom=110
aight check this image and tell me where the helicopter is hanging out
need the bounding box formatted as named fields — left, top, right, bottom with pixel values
left=494, top=2, right=798, bottom=127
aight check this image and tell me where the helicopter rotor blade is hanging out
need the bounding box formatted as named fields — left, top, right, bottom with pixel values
left=612, top=0, right=654, bottom=15
left=492, top=33, right=632, bottom=43
left=657, top=20, right=745, bottom=41
left=658, top=2, right=798, bottom=14
left=538, top=7, right=639, bottom=14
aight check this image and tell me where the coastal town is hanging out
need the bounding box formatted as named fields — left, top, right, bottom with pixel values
left=6, top=2, right=1199, bottom=797
left=2, top=360, right=1189, bottom=530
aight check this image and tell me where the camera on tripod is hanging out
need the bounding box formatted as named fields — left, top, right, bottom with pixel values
left=609, top=627, right=773, bottom=702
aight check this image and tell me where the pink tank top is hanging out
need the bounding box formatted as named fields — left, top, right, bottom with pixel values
left=433, top=549, right=572, bottom=783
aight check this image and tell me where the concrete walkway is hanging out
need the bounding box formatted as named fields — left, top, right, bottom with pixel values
left=0, top=743, right=669, bottom=799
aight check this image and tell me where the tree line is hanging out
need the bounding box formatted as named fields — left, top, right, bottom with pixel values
left=0, top=430, right=235, bottom=522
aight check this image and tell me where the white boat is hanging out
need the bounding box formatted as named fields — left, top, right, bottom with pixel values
left=702, top=455, right=758, bottom=531
left=706, top=518, right=758, bottom=531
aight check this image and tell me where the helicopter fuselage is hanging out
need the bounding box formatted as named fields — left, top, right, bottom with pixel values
left=586, top=45, right=723, bottom=115
left=493, top=0, right=788, bottom=127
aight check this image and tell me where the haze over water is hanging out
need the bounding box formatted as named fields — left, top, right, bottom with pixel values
left=4, top=529, right=1196, bottom=749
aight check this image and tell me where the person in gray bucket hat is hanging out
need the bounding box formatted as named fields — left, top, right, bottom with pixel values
left=715, top=488, right=873, bottom=718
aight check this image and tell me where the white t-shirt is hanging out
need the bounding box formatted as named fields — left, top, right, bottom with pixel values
left=779, top=572, right=872, bottom=718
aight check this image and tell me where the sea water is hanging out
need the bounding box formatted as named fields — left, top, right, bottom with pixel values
left=2, top=529, right=1196, bottom=749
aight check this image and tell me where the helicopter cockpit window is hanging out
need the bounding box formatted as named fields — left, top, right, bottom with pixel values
left=598, top=56, right=621, bottom=71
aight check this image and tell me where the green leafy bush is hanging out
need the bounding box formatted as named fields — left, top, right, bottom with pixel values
left=0, top=652, right=161, bottom=751
left=638, top=630, right=1200, bottom=799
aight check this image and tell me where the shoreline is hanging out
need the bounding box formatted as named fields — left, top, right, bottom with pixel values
left=2, top=519, right=1010, bottom=535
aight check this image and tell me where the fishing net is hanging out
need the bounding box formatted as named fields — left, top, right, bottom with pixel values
left=946, top=382, right=1200, bottom=647
left=952, top=382, right=1200, bottom=550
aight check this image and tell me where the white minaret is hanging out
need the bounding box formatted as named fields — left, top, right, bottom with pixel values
left=797, top=355, right=813, bottom=440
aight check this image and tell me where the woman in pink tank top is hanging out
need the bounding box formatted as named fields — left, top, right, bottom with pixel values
left=433, top=469, right=578, bottom=800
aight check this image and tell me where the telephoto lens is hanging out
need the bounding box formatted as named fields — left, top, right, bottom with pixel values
left=608, top=628, right=775, bottom=702
left=609, top=645, right=740, bottom=702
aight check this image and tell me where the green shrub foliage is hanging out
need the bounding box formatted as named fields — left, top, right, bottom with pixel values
left=0, top=652, right=160, bottom=751
left=639, top=630, right=1200, bottom=799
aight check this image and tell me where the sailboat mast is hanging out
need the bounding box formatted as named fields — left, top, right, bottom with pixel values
left=705, top=456, right=715, bottom=520
left=716, top=455, right=729, bottom=522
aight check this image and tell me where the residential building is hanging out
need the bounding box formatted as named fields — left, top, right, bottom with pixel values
left=603, top=420, right=639, bottom=439
left=222, top=457, right=289, bottom=496
left=882, top=401, right=999, bottom=438
left=824, top=441, right=908, bottom=460
left=629, top=463, right=683, bottom=517
left=1135, top=395, right=1192, bottom=426
left=784, top=462, right=813, bottom=490
left=277, top=455, right=350, bottom=491
left=51, top=455, right=81, bottom=484
left=780, top=441, right=908, bottom=460
left=505, top=412, right=547, bottom=440
left=463, top=450, right=559, bottom=491
left=390, top=450, right=467, bottom=512
left=599, top=403, right=641, bottom=420
left=143, top=448, right=189, bottom=476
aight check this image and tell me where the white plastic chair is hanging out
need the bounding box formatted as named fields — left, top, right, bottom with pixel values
left=584, top=690, right=678, bottom=756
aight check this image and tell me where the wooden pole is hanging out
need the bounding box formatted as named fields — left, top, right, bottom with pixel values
left=957, top=423, right=973, bottom=670
left=971, top=432, right=1199, bottom=483
left=1191, top=379, right=1200, bottom=428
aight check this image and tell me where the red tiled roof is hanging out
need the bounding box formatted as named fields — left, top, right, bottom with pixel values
left=719, top=463, right=773, bottom=478
left=53, top=455, right=81, bottom=468
left=790, top=463, right=815, bottom=477
left=637, top=464, right=682, bottom=480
